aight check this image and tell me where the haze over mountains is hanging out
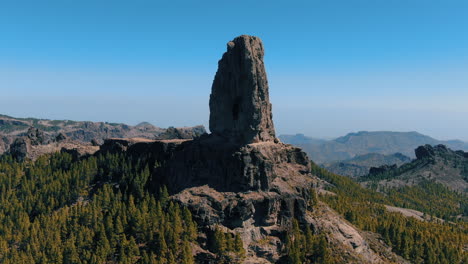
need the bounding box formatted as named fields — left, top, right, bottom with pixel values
left=0, top=34, right=467, bottom=264
left=322, top=152, right=411, bottom=178
left=280, top=131, right=468, bottom=164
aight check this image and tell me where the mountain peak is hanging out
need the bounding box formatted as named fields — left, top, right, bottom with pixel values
left=209, top=35, right=276, bottom=144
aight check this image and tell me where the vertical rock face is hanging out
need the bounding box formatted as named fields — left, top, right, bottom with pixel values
left=95, top=35, right=409, bottom=263
left=209, top=35, right=276, bottom=144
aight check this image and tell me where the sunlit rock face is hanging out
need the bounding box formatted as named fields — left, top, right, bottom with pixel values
left=209, top=35, right=276, bottom=145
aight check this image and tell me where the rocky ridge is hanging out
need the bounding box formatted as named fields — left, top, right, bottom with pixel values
left=281, top=131, right=468, bottom=164
left=363, top=144, right=468, bottom=193
left=0, top=115, right=205, bottom=159
left=323, top=152, right=411, bottom=178
left=0, top=114, right=206, bottom=156
left=8, top=127, right=99, bottom=161
left=98, top=35, right=403, bottom=263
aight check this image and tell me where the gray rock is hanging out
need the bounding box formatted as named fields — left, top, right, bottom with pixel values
left=209, top=35, right=276, bottom=145
left=9, top=137, right=30, bottom=161
left=97, top=35, right=316, bottom=263
left=27, top=127, right=47, bottom=145
left=55, top=133, right=67, bottom=142
left=95, top=35, right=406, bottom=263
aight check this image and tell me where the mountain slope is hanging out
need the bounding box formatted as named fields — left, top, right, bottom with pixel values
left=361, top=144, right=468, bottom=193
left=0, top=114, right=206, bottom=155
left=281, top=131, right=468, bottom=164
left=323, top=152, right=411, bottom=178
left=311, top=162, right=467, bottom=263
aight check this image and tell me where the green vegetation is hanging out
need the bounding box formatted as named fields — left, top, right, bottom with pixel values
left=0, top=152, right=207, bottom=263
left=284, top=220, right=333, bottom=264
left=312, top=162, right=468, bottom=264
left=384, top=180, right=467, bottom=220
left=0, top=124, right=29, bottom=133
left=208, top=227, right=246, bottom=264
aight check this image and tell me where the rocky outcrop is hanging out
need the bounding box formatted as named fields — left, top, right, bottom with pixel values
left=7, top=128, right=99, bottom=161
left=157, top=137, right=311, bottom=193
left=363, top=144, right=468, bottom=192
left=282, top=131, right=468, bottom=164
left=209, top=35, right=276, bottom=145
left=9, top=137, right=30, bottom=161
left=368, top=164, right=398, bottom=177
left=415, top=144, right=450, bottom=160
left=155, top=125, right=206, bottom=140
left=55, top=133, right=67, bottom=142
left=324, top=153, right=411, bottom=178
left=96, top=35, right=315, bottom=262
left=26, top=127, right=49, bottom=145
left=97, top=35, right=401, bottom=263
left=0, top=114, right=206, bottom=156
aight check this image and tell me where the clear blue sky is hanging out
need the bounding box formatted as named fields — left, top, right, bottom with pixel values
left=1, top=0, right=467, bottom=140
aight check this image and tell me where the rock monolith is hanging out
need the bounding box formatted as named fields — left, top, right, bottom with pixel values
left=209, top=35, right=276, bottom=144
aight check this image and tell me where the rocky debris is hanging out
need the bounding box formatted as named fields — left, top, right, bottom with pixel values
left=209, top=35, right=276, bottom=145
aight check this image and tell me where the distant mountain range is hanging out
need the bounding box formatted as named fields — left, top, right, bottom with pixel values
left=280, top=131, right=468, bottom=164
left=0, top=114, right=206, bottom=155
left=322, top=152, right=411, bottom=178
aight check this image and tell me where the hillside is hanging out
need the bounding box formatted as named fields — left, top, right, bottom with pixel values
left=281, top=131, right=468, bottom=164
left=0, top=114, right=206, bottom=156
left=0, top=34, right=467, bottom=264
left=322, top=152, right=411, bottom=178
left=361, top=144, right=468, bottom=193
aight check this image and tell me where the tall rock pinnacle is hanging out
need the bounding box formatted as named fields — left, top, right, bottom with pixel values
left=209, top=35, right=276, bottom=144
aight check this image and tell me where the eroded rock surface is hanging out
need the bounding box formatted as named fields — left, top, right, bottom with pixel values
left=209, top=35, right=275, bottom=145
left=8, top=127, right=99, bottom=161
left=364, top=144, right=468, bottom=192
left=97, top=35, right=401, bottom=263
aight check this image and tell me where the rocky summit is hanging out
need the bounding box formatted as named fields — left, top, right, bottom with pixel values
left=97, top=35, right=405, bottom=263
left=99, top=35, right=317, bottom=262
left=210, top=35, right=276, bottom=145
